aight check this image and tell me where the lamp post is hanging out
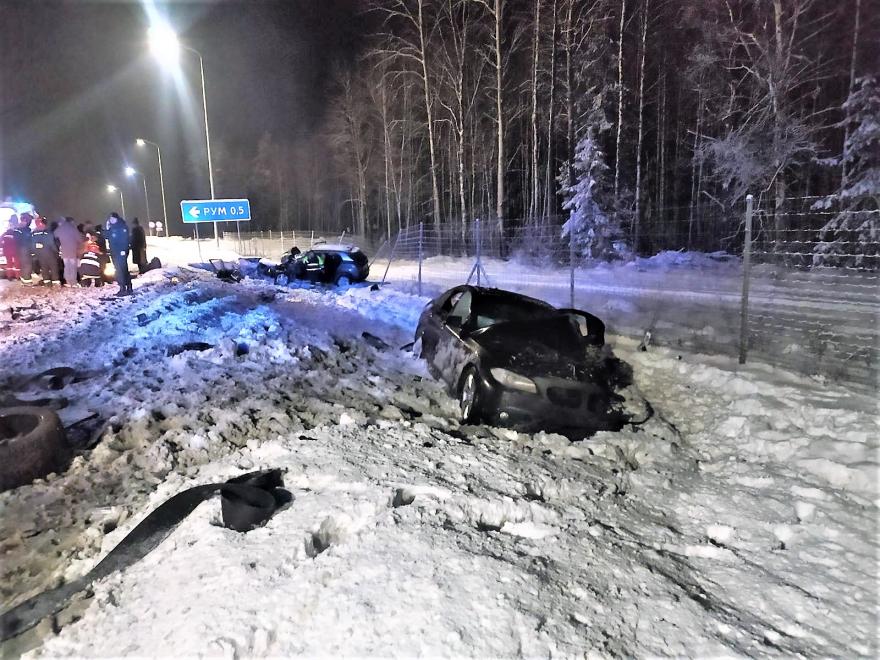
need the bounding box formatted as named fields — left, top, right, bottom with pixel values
left=136, top=138, right=168, bottom=237
left=107, top=184, right=126, bottom=219
left=148, top=24, right=219, bottom=247
left=125, top=166, right=151, bottom=229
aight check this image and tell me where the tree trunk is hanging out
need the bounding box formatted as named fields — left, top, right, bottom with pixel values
left=841, top=0, right=862, bottom=191
left=564, top=0, right=575, bottom=191
left=613, top=0, right=626, bottom=199
left=544, top=0, right=558, bottom=220
left=380, top=72, right=394, bottom=240
left=529, top=0, right=542, bottom=223
left=417, top=0, right=442, bottom=234
left=494, top=0, right=505, bottom=237
left=633, top=0, right=648, bottom=253
left=688, top=88, right=703, bottom=249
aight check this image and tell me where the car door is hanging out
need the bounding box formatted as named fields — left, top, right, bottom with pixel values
left=558, top=308, right=606, bottom=346
left=419, top=287, right=462, bottom=359
left=432, top=289, right=475, bottom=388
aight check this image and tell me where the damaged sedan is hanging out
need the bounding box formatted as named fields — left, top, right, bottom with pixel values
left=415, top=285, right=640, bottom=436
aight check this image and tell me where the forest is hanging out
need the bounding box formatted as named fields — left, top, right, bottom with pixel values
left=213, top=0, right=877, bottom=262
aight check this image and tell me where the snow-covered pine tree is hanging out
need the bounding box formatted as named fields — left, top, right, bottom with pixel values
left=559, top=129, right=628, bottom=261
left=813, top=76, right=879, bottom=269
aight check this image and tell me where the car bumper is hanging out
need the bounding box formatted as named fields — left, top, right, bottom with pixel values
left=482, top=374, right=626, bottom=434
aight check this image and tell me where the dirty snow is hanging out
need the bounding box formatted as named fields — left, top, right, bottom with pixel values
left=0, top=267, right=877, bottom=657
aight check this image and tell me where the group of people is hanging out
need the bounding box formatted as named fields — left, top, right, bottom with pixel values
left=1, top=212, right=149, bottom=295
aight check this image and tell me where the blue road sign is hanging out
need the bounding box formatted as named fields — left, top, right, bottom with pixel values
left=180, top=198, right=251, bottom=224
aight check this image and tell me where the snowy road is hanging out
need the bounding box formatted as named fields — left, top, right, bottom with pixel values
left=0, top=273, right=877, bottom=657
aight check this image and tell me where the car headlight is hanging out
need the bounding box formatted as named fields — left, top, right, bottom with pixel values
left=490, top=368, right=537, bottom=393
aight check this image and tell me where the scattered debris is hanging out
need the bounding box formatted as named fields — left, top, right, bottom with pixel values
left=166, top=342, right=214, bottom=357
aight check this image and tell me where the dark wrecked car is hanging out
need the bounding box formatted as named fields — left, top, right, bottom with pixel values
left=415, top=285, right=637, bottom=436
left=258, top=244, right=369, bottom=287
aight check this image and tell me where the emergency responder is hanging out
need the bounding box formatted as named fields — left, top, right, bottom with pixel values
left=1, top=215, right=20, bottom=280
left=105, top=212, right=132, bottom=295
left=304, top=251, right=325, bottom=283
left=78, top=233, right=104, bottom=287
left=31, top=216, right=61, bottom=285
left=15, top=213, right=34, bottom=285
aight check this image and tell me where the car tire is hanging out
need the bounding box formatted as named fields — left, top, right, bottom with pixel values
left=457, top=368, right=483, bottom=424
left=336, top=274, right=352, bottom=288
left=0, top=407, right=69, bottom=492
left=275, top=273, right=289, bottom=287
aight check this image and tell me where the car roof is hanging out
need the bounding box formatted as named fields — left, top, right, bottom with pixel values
left=447, top=285, right=555, bottom=309
left=311, top=243, right=361, bottom=253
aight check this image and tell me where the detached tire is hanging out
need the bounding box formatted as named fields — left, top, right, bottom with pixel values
left=457, top=368, right=483, bottom=424
left=0, top=407, right=68, bottom=492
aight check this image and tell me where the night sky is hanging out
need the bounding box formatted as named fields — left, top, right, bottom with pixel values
left=0, top=0, right=363, bottom=234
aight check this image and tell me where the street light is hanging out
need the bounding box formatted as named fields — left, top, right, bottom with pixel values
left=148, top=24, right=219, bottom=246
left=136, top=138, right=168, bottom=237
left=125, top=167, right=151, bottom=230
left=147, top=24, right=180, bottom=67
left=107, top=184, right=126, bottom=218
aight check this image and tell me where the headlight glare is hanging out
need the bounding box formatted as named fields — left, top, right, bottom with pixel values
left=490, top=368, right=537, bottom=393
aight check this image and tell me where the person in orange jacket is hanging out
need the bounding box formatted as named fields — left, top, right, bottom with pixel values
left=1, top=214, right=20, bottom=280
left=78, top=233, right=105, bottom=287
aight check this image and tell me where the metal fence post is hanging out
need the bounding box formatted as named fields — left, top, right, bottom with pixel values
left=475, top=218, right=482, bottom=286
left=739, top=193, right=754, bottom=364
left=195, top=223, right=203, bottom=264
left=569, top=224, right=575, bottom=309
left=417, top=222, right=424, bottom=296
left=381, top=230, right=401, bottom=285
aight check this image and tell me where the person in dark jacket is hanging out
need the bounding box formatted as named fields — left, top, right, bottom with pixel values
left=130, top=217, right=147, bottom=273
left=93, top=224, right=108, bottom=254
left=14, top=213, right=34, bottom=285
left=105, top=212, right=132, bottom=295
left=31, top=216, right=61, bottom=285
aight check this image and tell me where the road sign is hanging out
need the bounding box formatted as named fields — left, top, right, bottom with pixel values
left=180, top=198, right=251, bottom=224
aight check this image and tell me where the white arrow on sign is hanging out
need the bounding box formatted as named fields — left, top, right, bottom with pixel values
left=189, top=207, right=201, bottom=218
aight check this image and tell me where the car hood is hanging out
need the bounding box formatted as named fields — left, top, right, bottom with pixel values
left=471, top=317, right=592, bottom=378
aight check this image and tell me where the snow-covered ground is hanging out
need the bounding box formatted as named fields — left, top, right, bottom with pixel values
left=0, top=264, right=877, bottom=657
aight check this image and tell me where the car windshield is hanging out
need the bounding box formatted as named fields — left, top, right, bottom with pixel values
left=471, top=295, right=553, bottom=329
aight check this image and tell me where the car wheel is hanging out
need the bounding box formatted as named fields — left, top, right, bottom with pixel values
left=458, top=368, right=482, bottom=424
left=336, top=274, right=352, bottom=288
left=0, top=407, right=69, bottom=492
left=275, top=273, right=290, bottom=287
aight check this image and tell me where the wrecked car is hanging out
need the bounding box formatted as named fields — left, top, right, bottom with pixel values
left=415, top=285, right=636, bottom=435
left=258, top=244, right=369, bottom=287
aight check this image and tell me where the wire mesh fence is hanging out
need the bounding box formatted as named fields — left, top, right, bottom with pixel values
left=376, top=199, right=878, bottom=389
left=744, top=203, right=879, bottom=388
left=220, top=228, right=379, bottom=260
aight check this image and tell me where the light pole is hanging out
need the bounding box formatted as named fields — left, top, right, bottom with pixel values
left=136, top=138, right=168, bottom=237
left=148, top=24, right=219, bottom=247
left=107, top=184, right=126, bottom=219
left=125, top=166, right=151, bottom=229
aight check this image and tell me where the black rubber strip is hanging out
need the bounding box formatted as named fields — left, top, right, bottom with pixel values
left=0, top=469, right=289, bottom=642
